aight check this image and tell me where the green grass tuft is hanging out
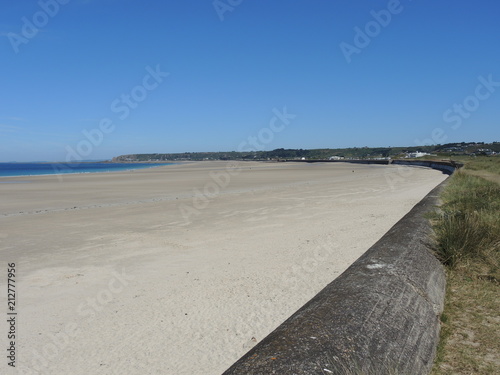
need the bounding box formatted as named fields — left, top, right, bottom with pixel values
left=432, top=171, right=500, bottom=274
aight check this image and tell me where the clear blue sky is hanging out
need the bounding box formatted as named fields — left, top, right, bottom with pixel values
left=1, top=0, right=499, bottom=162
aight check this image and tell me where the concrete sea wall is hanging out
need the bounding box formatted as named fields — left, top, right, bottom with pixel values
left=391, top=160, right=460, bottom=175
left=285, top=158, right=462, bottom=175
left=223, top=161, right=459, bottom=374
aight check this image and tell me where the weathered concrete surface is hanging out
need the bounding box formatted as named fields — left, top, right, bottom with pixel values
left=223, top=181, right=450, bottom=375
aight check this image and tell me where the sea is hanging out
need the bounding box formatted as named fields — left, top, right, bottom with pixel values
left=0, top=162, right=171, bottom=178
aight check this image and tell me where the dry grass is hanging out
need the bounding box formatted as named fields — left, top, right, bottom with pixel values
left=432, top=266, right=499, bottom=374
left=463, top=156, right=500, bottom=175
left=431, top=164, right=500, bottom=374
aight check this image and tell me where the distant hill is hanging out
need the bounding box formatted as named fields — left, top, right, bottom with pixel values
left=112, top=142, right=499, bottom=162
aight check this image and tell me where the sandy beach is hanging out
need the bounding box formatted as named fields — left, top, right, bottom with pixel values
left=0, top=161, right=447, bottom=375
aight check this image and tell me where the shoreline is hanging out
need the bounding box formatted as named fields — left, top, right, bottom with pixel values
left=0, top=162, right=177, bottom=179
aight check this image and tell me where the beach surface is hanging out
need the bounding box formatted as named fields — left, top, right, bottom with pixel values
left=0, top=161, right=447, bottom=375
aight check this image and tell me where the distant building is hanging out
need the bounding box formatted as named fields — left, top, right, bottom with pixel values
left=477, top=149, right=496, bottom=156
left=442, top=146, right=465, bottom=153
left=406, top=152, right=429, bottom=158
left=329, top=156, right=344, bottom=160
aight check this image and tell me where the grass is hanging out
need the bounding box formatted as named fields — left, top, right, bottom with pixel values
left=432, top=172, right=500, bottom=271
left=431, top=159, right=500, bottom=374
left=462, top=156, right=500, bottom=175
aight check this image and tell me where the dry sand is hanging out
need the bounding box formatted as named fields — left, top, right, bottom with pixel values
left=0, top=161, right=447, bottom=375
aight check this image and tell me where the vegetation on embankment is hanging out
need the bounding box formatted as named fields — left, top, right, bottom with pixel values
left=112, top=141, right=499, bottom=162
left=431, top=157, right=500, bottom=374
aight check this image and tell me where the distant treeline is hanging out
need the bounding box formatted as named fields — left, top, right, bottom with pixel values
left=112, top=142, right=500, bottom=162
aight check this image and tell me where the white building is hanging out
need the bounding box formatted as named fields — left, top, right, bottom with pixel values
left=406, top=152, right=429, bottom=158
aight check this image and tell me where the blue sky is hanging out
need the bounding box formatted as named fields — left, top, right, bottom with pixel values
left=1, top=0, right=499, bottom=162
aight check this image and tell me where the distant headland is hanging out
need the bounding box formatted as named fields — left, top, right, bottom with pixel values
left=112, top=141, right=499, bottom=162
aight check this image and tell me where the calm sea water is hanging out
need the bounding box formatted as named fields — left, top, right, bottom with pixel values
left=0, top=162, right=171, bottom=177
